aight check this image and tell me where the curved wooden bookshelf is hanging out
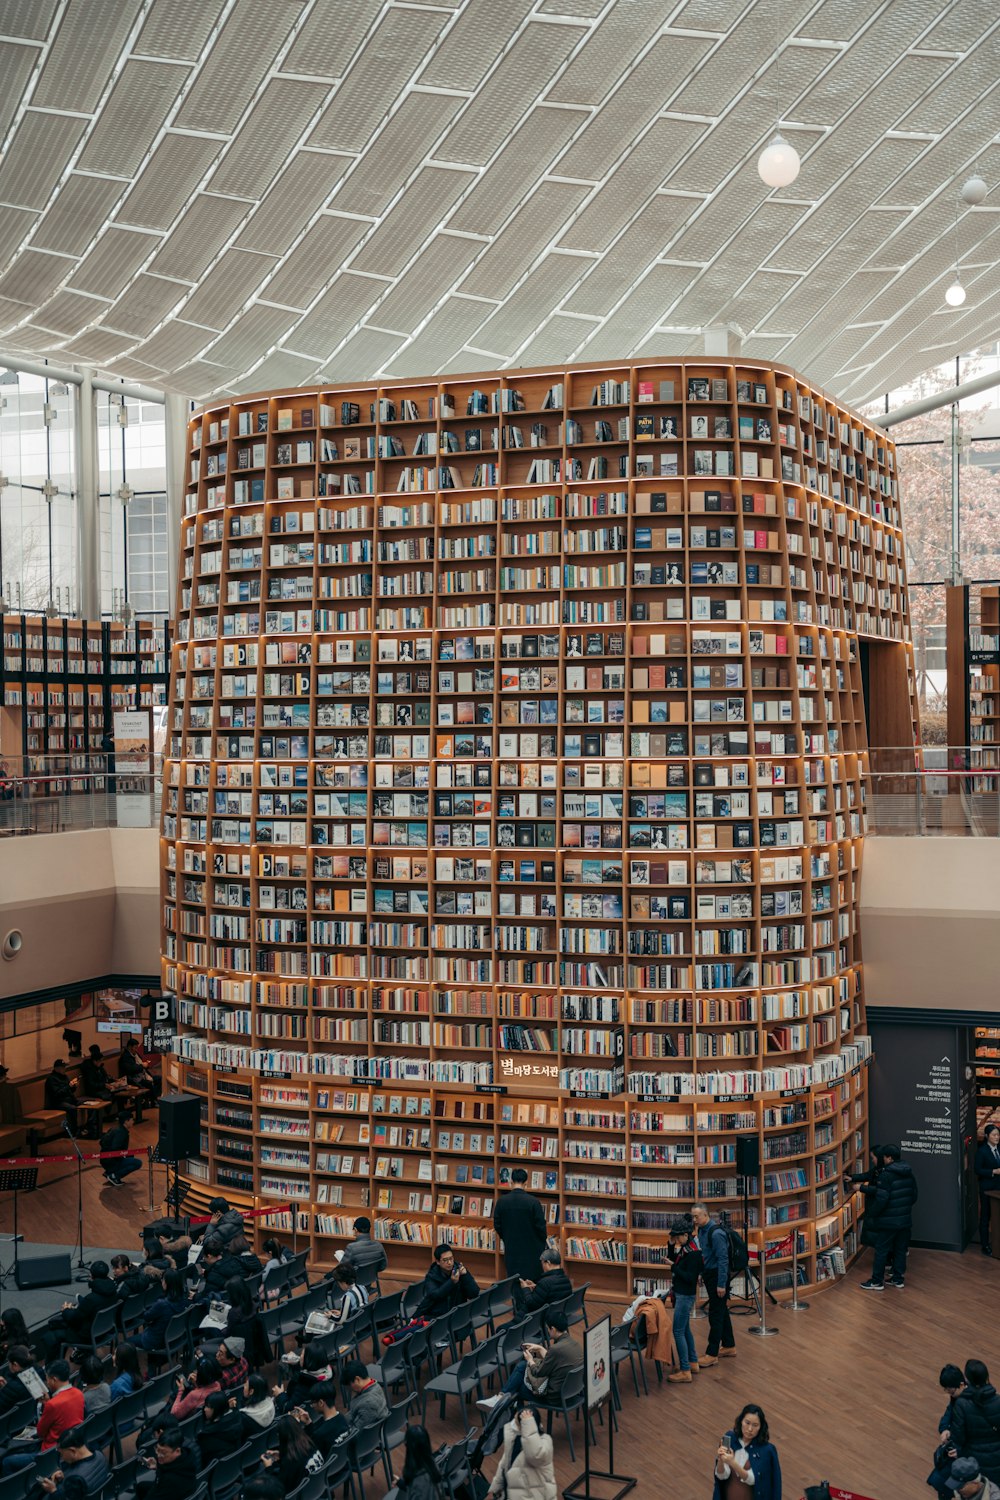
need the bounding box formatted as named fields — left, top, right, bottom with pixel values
left=160, top=358, right=917, bottom=1300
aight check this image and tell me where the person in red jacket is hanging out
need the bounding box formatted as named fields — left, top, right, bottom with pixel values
left=1, top=1361, right=84, bottom=1474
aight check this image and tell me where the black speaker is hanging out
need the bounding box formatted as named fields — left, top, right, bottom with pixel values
left=735, top=1134, right=760, bottom=1176
left=158, top=1092, right=201, bottom=1161
left=16, top=1251, right=72, bottom=1290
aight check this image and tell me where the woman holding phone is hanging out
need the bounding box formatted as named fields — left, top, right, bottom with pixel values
left=713, top=1404, right=781, bottom=1500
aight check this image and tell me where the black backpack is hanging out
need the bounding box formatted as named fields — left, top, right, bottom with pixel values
left=714, top=1222, right=750, bottom=1276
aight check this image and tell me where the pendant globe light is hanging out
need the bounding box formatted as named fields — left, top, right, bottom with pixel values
left=757, top=1, right=799, bottom=188
left=944, top=193, right=967, bottom=308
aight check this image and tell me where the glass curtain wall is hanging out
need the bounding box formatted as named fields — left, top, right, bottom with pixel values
left=866, top=341, right=1000, bottom=742
left=0, top=371, right=77, bottom=613
left=97, top=392, right=169, bottom=618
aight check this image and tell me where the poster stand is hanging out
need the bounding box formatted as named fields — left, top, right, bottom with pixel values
left=563, top=1315, right=636, bottom=1500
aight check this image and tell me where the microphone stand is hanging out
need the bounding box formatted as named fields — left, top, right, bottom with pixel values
left=62, top=1122, right=89, bottom=1280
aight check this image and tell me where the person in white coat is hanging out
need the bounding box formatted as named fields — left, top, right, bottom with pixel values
left=486, top=1409, right=556, bottom=1500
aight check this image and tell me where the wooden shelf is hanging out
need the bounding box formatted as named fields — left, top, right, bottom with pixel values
left=162, top=358, right=916, bottom=1299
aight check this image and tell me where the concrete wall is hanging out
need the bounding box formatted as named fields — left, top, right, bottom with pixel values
left=859, top=837, right=1000, bottom=1011
left=0, top=828, right=159, bottom=999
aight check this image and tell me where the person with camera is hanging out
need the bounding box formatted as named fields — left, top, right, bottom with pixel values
left=713, top=1403, right=781, bottom=1500
left=667, top=1212, right=704, bottom=1382
left=417, top=1242, right=480, bottom=1319
left=486, top=1407, right=556, bottom=1500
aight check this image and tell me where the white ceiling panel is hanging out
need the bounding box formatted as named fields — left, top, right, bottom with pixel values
left=32, top=0, right=144, bottom=112
left=69, top=228, right=161, bottom=297
left=351, top=167, right=478, bottom=278
left=285, top=274, right=390, bottom=358
left=371, top=233, right=484, bottom=332
left=236, top=152, right=353, bottom=255
left=103, top=274, right=189, bottom=339
left=117, top=135, right=227, bottom=232
left=281, top=0, right=386, bottom=79
left=173, top=0, right=307, bottom=134
left=320, top=326, right=406, bottom=383
left=307, top=9, right=451, bottom=152
left=381, top=294, right=495, bottom=374
left=76, top=60, right=191, bottom=178
left=147, top=195, right=251, bottom=280
left=463, top=181, right=592, bottom=299
left=132, top=0, right=229, bottom=62
left=261, top=216, right=373, bottom=310
left=0, top=0, right=997, bottom=406
left=208, top=79, right=330, bottom=198
left=33, top=289, right=109, bottom=338
left=178, top=248, right=279, bottom=331
left=0, top=112, right=88, bottom=211
left=420, top=0, right=535, bottom=90
left=32, top=176, right=128, bottom=258
left=0, top=42, right=42, bottom=139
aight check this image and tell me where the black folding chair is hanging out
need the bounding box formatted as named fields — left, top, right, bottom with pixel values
left=421, top=1349, right=483, bottom=1432
left=380, top=1395, right=417, bottom=1487
left=207, top=1447, right=247, bottom=1500
left=535, top=1366, right=592, bottom=1463
left=368, top=1290, right=405, bottom=1360
left=348, top=1419, right=385, bottom=1500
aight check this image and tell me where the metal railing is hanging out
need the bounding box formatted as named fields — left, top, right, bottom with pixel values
left=0, top=746, right=995, bottom=839
left=0, top=752, right=162, bottom=835
left=868, top=746, right=1000, bottom=836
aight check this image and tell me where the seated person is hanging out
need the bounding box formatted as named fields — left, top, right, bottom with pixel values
left=276, top=1343, right=333, bottom=1415
left=138, top=1423, right=199, bottom=1500
left=195, top=1236, right=245, bottom=1299
left=117, top=1037, right=161, bottom=1119
left=216, top=1337, right=250, bottom=1391
left=417, top=1243, right=480, bottom=1320
left=1, top=1360, right=84, bottom=1473
left=78, top=1356, right=111, bottom=1416
left=517, top=1246, right=573, bottom=1313
left=196, top=1392, right=245, bottom=1467
left=193, top=1196, right=245, bottom=1248
left=486, top=1309, right=582, bottom=1409
left=35, top=1262, right=117, bottom=1361
left=38, top=1426, right=110, bottom=1500
left=110, top=1343, right=145, bottom=1400
left=168, top=1358, right=222, bottom=1420
left=228, top=1232, right=263, bottom=1276
left=238, top=1374, right=276, bottom=1435
left=138, top=1269, right=189, bottom=1353
left=261, top=1415, right=323, bottom=1491
left=0, top=1346, right=41, bottom=1416
left=110, top=1253, right=148, bottom=1301
left=339, top=1216, right=388, bottom=1287
left=341, top=1360, right=388, bottom=1437
left=0, top=1065, right=24, bottom=1126
left=327, top=1262, right=369, bottom=1324
left=300, top=1383, right=348, bottom=1456
left=80, top=1046, right=117, bottom=1101
left=44, top=1059, right=78, bottom=1133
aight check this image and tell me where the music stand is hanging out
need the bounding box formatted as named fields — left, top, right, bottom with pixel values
left=0, top=1168, right=38, bottom=1305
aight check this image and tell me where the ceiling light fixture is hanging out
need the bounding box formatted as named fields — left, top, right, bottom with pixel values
left=945, top=193, right=967, bottom=308
left=757, top=1, right=799, bottom=188
left=961, top=174, right=988, bottom=206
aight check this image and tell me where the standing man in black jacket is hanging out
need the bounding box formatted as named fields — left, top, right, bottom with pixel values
left=861, top=1143, right=919, bottom=1291
left=493, top=1169, right=548, bottom=1281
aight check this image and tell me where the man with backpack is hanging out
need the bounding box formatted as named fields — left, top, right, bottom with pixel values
left=691, top=1201, right=740, bottom=1365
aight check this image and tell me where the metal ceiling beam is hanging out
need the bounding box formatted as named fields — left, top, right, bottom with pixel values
left=881, top=367, right=1000, bottom=427
left=0, top=350, right=166, bottom=404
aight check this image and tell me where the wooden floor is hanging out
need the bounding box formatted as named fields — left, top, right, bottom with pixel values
left=8, top=1116, right=995, bottom=1499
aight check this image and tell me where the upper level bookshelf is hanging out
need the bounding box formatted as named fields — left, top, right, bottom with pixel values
left=161, top=359, right=916, bottom=1300
left=0, top=615, right=171, bottom=770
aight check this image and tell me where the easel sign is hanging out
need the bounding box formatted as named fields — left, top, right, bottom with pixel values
left=563, top=1314, right=635, bottom=1500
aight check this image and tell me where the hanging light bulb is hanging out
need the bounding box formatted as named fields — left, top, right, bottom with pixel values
left=758, top=133, right=800, bottom=188
left=961, top=174, right=988, bottom=206
left=945, top=276, right=967, bottom=307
